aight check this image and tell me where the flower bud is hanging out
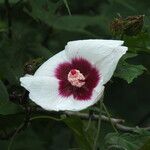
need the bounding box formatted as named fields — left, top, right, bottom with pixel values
left=110, top=15, right=144, bottom=37
left=110, top=17, right=124, bottom=36
left=124, top=15, right=144, bottom=36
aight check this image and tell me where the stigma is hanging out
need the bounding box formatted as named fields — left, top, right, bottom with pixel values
left=68, top=69, right=85, bottom=87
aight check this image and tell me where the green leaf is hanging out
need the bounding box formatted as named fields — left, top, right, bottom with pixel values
left=0, top=81, right=19, bottom=117
left=0, top=21, right=53, bottom=85
left=0, top=83, right=20, bottom=128
left=25, top=12, right=103, bottom=36
left=124, top=33, right=150, bottom=54
left=0, top=0, right=20, bottom=3
left=64, top=116, right=93, bottom=150
left=105, top=131, right=150, bottom=150
left=114, top=53, right=146, bottom=83
left=24, top=0, right=104, bottom=37
left=0, top=128, right=45, bottom=150
left=0, top=113, right=23, bottom=131
left=0, top=20, right=7, bottom=32
left=0, top=80, right=9, bottom=105
left=24, top=0, right=62, bottom=20
left=12, top=128, right=45, bottom=150
left=0, top=101, right=21, bottom=115
left=115, top=62, right=146, bottom=83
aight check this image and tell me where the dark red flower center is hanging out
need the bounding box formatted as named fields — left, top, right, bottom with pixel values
left=55, top=58, right=100, bottom=101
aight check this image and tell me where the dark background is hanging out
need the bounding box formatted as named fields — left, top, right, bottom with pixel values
left=0, top=0, right=150, bottom=150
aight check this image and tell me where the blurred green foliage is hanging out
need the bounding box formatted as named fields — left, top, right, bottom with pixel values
left=0, top=0, right=150, bottom=149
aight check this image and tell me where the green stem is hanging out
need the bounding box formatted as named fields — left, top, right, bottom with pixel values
left=30, top=115, right=64, bottom=122
left=63, top=0, right=72, bottom=16
left=8, top=123, right=24, bottom=150
left=85, top=114, right=92, bottom=131
left=7, top=115, right=64, bottom=150
left=93, top=99, right=103, bottom=150
left=102, top=103, right=118, bottom=133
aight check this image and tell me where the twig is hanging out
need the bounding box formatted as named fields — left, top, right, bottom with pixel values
left=65, top=111, right=150, bottom=132
left=1, top=107, right=150, bottom=141
left=65, top=111, right=124, bottom=124
left=115, top=124, right=150, bottom=132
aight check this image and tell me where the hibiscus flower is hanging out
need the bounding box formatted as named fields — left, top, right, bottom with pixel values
left=20, top=39, right=127, bottom=111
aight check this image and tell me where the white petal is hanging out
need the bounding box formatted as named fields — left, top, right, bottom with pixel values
left=34, top=50, right=68, bottom=77
left=65, top=39, right=124, bottom=64
left=96, top=46, right=128, bottom=84
left=20, top=76, right=60, bottom=109
left=20, top=76, right=104, bottom=111
left=53, top=86, right=104, bottom=111
left=20, top=74, right=33, bottom=91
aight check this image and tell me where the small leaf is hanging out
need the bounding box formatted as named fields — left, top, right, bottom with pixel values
left=114, top=53, right=146, bottom=83
left=124, top=33, right=150, bottom=54
left=115, top=62, right=146, bottom=83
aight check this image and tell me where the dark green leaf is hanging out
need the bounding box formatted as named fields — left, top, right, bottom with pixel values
left=105, top=131, right=150, bottom=150
left=115, top=62, right=146, bottom=83
left=0, top=80, right=9, bottom=105
left=139, top=139, right=150, bottom=150
left=114, top=53, right=146, bottom=83
left=124, top=33, right=150, bottom=54
left=24, top=0, right=104, bottom=37
left=0, top=0, right=20, bottom=3
left=64, top=116, right=93, bottom=150
left=0, top=101, right=21, bottom=115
